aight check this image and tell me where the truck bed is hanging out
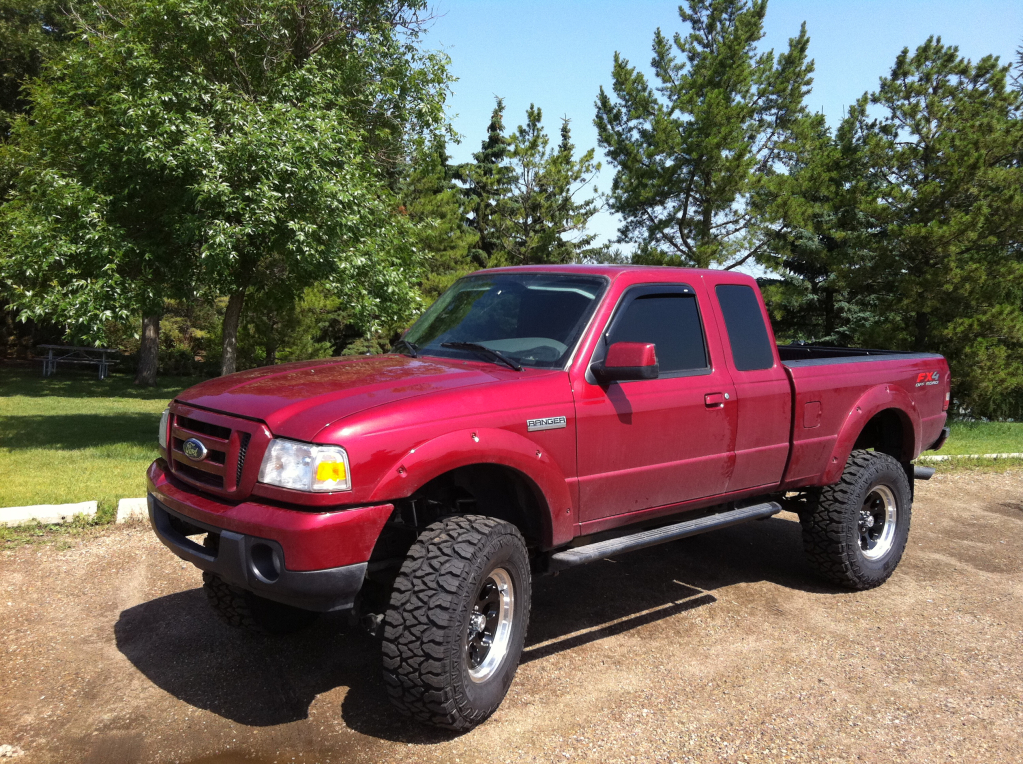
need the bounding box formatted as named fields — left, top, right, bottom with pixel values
left=777, top=344, right=949, bottom=489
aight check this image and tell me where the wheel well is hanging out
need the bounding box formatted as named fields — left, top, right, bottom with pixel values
left=853, top=408, right=913, bottom=463
left=369, top=464, right=549, bottom=568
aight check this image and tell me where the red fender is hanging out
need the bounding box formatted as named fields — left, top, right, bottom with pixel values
left=368, top=427, right=575, bottom=548
left=822, top=384, right=921, bottom=484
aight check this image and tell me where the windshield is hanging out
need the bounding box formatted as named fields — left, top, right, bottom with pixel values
left=402, top=273, right=608, bottom=369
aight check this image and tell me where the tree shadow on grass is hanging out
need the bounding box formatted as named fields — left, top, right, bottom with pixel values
left=115, top=513, right=841, bottom=743
left=0, top=369, right=202, bottom=401
left=0, top=413, right=162, bottom=450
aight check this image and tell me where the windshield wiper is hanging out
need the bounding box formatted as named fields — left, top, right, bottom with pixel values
left=392, top=338, right=419, bottom=358
left=441, top=341, right=522, bottom=371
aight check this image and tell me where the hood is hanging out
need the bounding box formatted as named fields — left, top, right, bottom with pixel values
left=175, top=354, right=504, bottom=440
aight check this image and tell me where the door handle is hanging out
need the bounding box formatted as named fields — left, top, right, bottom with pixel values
left=705, top=392, right=725, bottom=407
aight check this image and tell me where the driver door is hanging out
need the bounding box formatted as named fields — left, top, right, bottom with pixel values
left=574, top=283, right=737, bottom=524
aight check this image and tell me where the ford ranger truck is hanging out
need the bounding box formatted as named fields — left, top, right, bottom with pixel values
left=147, top=265, right=951, bottom=730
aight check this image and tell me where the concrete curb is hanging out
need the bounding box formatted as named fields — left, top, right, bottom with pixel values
left=115, top=498, right=148, bottom=523
left=0, top=501, right=97, bottom=528
left=919, top=453, right=1023, bottom=462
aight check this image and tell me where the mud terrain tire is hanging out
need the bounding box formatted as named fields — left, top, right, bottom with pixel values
left=381, top=515, right=531, bottom=730
left=801, top=449, right=912, bottom=590
left=202, top=572, right=319, bottom=635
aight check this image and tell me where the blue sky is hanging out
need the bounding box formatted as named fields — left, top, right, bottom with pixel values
left=425, top=0, right=1023, bottom=247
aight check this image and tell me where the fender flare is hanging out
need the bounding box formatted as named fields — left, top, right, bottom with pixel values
left=368, top=427, right=574, bottom=548
left=822, top=385, right=921, bottom=485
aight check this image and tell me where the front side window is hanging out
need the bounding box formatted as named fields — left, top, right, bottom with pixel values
left=403, top=273, right=607, bottom=369
left=606, top=289, right=709, bottom=374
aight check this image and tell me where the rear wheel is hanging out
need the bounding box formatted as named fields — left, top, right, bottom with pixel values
left=381, top=515, right=530, bottom=730
left=800, top=449, right=912, bottom=590
left=202, top=572, right=319, bottom=635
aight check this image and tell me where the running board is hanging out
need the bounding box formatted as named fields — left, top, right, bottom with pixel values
left=548, top=501, right=782, bottom=572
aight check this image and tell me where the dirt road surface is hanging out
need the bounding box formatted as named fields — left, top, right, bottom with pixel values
left=1, top=471, right=1021, bottom=764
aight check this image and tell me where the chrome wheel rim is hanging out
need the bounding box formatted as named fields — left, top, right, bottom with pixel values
left=466, top=567, right=514, bottom=683
left=859, top=485, right=897, bottom=560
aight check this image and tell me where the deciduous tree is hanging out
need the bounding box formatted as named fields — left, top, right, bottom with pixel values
left=0, top=0, right=449, bottom=381
left=0, top=0, right=70, bottom=140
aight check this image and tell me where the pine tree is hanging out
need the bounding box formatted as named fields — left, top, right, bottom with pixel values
left=499, top=106, right=601, bottom=265
left=457, top=98, right=515, bottom=269
left=404, top=137, right=478, bottom=301
left=841, top=37, right=1023, bottom=416
left=594, top=0, right=815, bottom=269
left=762, top=115, right=878, bottom=344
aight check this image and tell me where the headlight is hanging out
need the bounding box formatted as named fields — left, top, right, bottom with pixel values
left=257, top=438, right=352, bottom=492
left=159, top=409, right=170, bottom=449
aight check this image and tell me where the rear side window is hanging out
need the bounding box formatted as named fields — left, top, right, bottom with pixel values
left=715, top=284, right=775, bottom=371
left=607, top=291, right=708, bottom=374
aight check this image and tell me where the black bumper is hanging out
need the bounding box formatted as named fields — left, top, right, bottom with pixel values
left=148, top=495, right=366, bottom=613
left=929, top=426, right=951, bottom=452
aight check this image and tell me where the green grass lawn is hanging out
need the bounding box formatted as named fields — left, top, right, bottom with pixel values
left=0, top=368, right=201, bottom=521
left=930, top=419, right=1023, bottom=456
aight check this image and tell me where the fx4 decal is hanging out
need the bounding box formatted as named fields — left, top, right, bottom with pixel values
left=915, top=371, right=941, bottom=387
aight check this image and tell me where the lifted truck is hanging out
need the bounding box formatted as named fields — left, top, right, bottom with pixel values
left=147, top=265, right=951, bottom=729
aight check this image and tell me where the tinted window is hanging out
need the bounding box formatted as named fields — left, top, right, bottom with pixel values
left=715, top=284, right=775, bottom=371
left=608, top=292, right=708, bottom=374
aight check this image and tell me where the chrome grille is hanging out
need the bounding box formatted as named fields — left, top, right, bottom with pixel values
left=167, top=407, right=267, bottom=498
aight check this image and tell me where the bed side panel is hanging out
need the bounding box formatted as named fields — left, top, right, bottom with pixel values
left=781, top=355, right=947, bottom=488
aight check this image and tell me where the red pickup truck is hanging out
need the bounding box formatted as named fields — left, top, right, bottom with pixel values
left=147, top=265, right=950, bottom=730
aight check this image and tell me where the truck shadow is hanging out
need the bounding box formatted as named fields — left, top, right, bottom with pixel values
left=522, top=511, right=837, bottom=662
left=114, top=512, right=841, bottom=742
left=114, top=589, right=449, bottom=743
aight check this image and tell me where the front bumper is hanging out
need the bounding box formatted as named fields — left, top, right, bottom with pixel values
left=147, top=460, right=394, bottom=612
left=150, top=496, right=365, bottom=612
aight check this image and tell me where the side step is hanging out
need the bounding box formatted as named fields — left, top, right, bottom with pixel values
left=548, top=501, right=782, bottom=572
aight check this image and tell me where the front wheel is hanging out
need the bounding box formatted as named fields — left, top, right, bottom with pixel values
left=202, top=572, right=319, bottom=635
left=381, top=515, right=531, bottom=730
left=800, top=449, right=912, bottom=590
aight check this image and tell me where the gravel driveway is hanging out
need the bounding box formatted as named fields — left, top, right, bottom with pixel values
left=2, top=470, right=1021, bottom=764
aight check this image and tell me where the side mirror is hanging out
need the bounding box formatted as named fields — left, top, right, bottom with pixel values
left=590, top=342, right=659, bottom=383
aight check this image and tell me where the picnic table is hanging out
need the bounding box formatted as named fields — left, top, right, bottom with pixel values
left=37, top=345, right=120, bottom=380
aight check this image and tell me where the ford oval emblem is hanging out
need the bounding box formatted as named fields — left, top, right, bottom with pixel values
left=182, top=438, right=208, bottom=461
